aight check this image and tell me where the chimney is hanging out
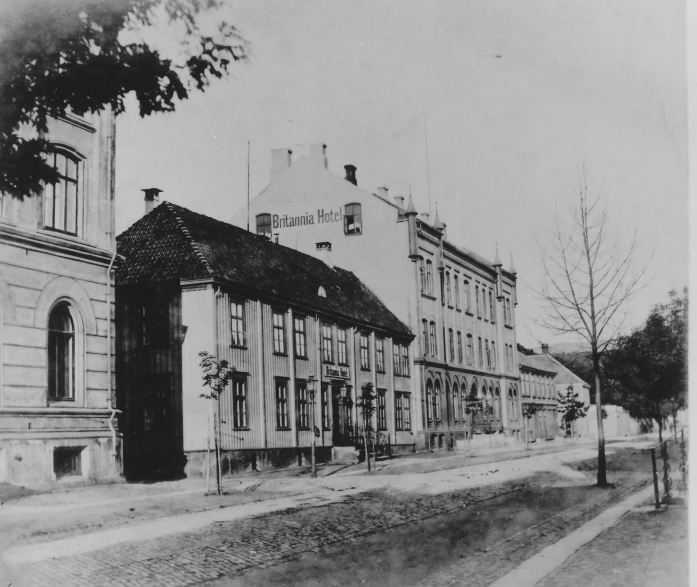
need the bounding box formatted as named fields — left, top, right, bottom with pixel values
left=309, top=143, right=328, bottom=169
left=142, top=188, right=162, bottom=216
left=377, top=186, right=389, bottom=200
left=316, top=241, right=333, bottom=268
left=394, top=195, right=405, bottom=209
left=541, top=343, right=550, bottom=355
left=270, top=148, right=293, bottom=182
left=344, top=164, right=357, bottom=186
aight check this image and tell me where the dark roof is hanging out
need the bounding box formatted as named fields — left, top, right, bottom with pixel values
left=517, top=351, right=558, bottom=376
left=116, top=202, right=411, bottom=337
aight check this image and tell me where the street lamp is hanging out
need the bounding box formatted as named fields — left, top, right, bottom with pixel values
left=307, top=374, right=318, bottom=478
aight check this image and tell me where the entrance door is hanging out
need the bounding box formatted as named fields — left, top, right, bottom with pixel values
left=331, top=383, right=352, bottom=446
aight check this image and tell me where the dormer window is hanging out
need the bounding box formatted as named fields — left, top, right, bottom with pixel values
left=344, top=203, right=362, bottom=235
left=256, top=213, right=272, bottom=239
left=44, top=149, right=82, bottom=236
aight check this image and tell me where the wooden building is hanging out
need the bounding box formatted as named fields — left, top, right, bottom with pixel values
left=0, top=111, right=119, bottom=486
left=116, top=199, right=414, bottom=479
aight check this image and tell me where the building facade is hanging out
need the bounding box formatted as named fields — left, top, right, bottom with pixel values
left=517, top=352, right=558, bottom=442
left=116, top=200, right=414, bottom=479
left=231, top=143, right=522, bottom=451
left=0, top=111, right=120, bottom=486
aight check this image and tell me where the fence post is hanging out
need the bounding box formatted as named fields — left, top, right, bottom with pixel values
left=650, top=448, right=661, bottom=509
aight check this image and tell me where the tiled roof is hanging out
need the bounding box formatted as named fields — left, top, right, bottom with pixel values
left=518, top=351, right=589, bottom=386
left=116, top=202, right=412, bottom=337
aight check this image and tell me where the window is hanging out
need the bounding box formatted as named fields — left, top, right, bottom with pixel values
left=321, top=383, right=330, bottom=429
left=344, top=203, right=362, bottom=234
left=508, top=345, right=514, bottom=372
left=44, top=150, right=81, bottom=235
left=256, top=213, right=272, bottom=238
left=485, top=340, right=491, bottom=369
left=505, top=344, right=510, bottom=371
left=359, top=333, right=370, bottom=369
left=273, top=311, right=286, bottom=354
left=232, top=377, right=247, bottom=428
left=489, top=290, right=495, bottom=323
left=453, top=383, right=459, bottom=423
left=448, top=329, right=454, bottom=362
left=393, top=343, right=401, bottom=375
left=53, top=446, right=82, bottom=478
left=434, top=380, right=442, bottom=422
left=425, top=380, right=434, bottom=424
left=48, top=303, right=75, bottom=400
left=322, top=323, right=333, bottom=362
left=401, top=345, right=409, bottom=377
left=337, top=328, right=348, bottom=364
left=429, top=321, right=437, bottom=356
left=420, top=259, right=427, bottom=292
left=422, top=320, right=429, bottom=356
left=294, top=316, right=307, bottom=357
left=476, top=286, right=481, bottom=318
left=457, top=332, right=463, bottom=364
left=467, top=334, right=474, bottom=365
left=478, top=337, right=483, bottom=367
left=491, top=341, right=496, bottom=370
left=446, top=272, right=452, bottom=305
left=376, top=338, right=385, bottom=372
left=454, top=277, right=460, bottom=309
left=464, top=280, right=471, bottom=312
left=231, top=301, right=245, bottom=348
left=275, top=379, right=289, bottom=429
left=426, top=260, right=433, bottom=294
left=296, top=381, right=309, bottom=430
left=395, top=392, right=411, bottom=430
left=377, top=390, right=387, bottom=430
left=506, top=299, right=512, bottom=326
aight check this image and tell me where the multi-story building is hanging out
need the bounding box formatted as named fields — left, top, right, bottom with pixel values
left=231, top=143, right=522, bottom=450
left=0, top=111, right=120, bottom=486
left=116, top=198, right=414, bottom=479
left=517, top=352, right=558, bottom=442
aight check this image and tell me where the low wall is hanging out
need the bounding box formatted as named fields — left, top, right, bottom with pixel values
left=185, top=447, right=334, bottom=477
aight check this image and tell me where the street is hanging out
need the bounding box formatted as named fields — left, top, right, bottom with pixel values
left=1, top=439, right=685, bottom=587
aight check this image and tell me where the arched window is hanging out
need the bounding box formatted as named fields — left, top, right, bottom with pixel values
left=452, top=383, right=459, bottom=423
left=48, top=303, right=75, bottom=400
left=434, top=380, right=442, bottom=423
left=426, top=260, right=433, bottom=294
left=485, top=339, right=491, bottom=369
left=44, top=149, right=82, bottom=236
left=422, top=319, right=429, bottom=356
left=446, top=272, right=451, bottom=305
left=464, top=280, right=471, bottom=312
left=489, top=290, right=495, bottom=322
left=494, top=388, right=501, bottom=420
left=256, top=213, right=272, bottom=238
left=477, top=337, right=483, bottom=367
left=426, top=379, right=434, bottom=424
left=429, top=321, right=437, bottom=356
left=466, top=334, right=474, bottom=365
left=491, top=341, right=496, bottom=370
left=344, top=203, right=362, bottom=234
left=475, top=285, right=481, bottom=318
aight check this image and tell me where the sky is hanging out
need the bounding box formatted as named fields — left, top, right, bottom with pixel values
left=115, top=0, right=688, bottom=348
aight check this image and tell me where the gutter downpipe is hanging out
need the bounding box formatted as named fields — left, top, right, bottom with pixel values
left=106, top=250, right=120, bottom=470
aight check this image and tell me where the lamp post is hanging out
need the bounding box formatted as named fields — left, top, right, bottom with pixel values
left=308, top=374, right=318, bottom=478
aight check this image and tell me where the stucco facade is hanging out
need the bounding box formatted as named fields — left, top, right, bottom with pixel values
left=231, top=143, right=522, bottom=451
left=0, top=112, right=120, bottom=486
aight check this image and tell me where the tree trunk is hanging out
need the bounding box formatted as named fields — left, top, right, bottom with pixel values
left=594, top=367, right=608, bottom=487
left=657, top=417, right=663, bottom=444
left=214, top=399, right=222, bottom=495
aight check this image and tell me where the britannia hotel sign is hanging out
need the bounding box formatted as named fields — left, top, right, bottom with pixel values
left=324, top=364, right=350, bottom=379
left=272, top=208, right=344, bottom=229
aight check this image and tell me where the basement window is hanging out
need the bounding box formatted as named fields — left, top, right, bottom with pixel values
left=53, top=446, right=83, bottom=478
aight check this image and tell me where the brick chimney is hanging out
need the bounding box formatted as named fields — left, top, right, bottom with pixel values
left=270, top=148, right=293, bottom=182
left=142, top=188, right=162, bottom=216
left=309, top=143, right=328, bottom=169
left=541, top=343, right=550, bottom=355
left=316, top=241, right=333, bottom=268
left=394, top=195, right=405, bottom=209
left=377, top=186, right=389, bottom=200
left=344, top=164, right=357, bottom=186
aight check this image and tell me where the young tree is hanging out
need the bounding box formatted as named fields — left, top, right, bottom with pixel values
left=538, top=167, right=648, bottom=486
left=356, top=383, right=377, bottom=472
left=603, top=289, right=688, bottom=443
left=521, top=403, right=538, bottom=444
left=0, top=0, right=247, bottom=199
left=557, top=386, right=589, bottom=438
left=199, top=351, right=236, bottom=495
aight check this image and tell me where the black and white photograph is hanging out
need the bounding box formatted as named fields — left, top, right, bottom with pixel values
left=0, top=1, right=690, bottom=585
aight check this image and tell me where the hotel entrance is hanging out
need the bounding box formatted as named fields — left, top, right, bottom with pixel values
left=331, top=381, right=353, bottom=446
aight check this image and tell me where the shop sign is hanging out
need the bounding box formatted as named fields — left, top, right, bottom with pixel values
left=324, top=364, right=350, bottom=379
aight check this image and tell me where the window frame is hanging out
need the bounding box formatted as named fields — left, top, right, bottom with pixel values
left=273, top=310, right=287, bottom=355
left=296, top=380, right=310, bottom=430
left=337, top=328, right=348, bottom=365
left=275, top=378, right=290, bottom=430
left=377, top=389, right=387, bottom=431
left=48, top=302, right=76, bottom=401
left=343, top=202, right=363, bottom=235
left=359, top=333, right=370, bottom=370
left=376, top=337, right=385, bottom=372
left=256, top=213, right=272, bottom=239
left=43, top=148, right=83, bottom=237
left=321, top=323, right=333, bottom=363
left=429, top=321, right=437, bottom=357
left=231, top=376, right=248, bottom=429
left=230, top=300, right=246, bottom=348
left=293, top=315, right=307, bottom=358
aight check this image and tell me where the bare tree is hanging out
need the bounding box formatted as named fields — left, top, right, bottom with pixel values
left=538, top=167, right=649, bottom=486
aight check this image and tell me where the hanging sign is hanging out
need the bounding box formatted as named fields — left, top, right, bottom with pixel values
left=324, top=364, right=350, bottom=379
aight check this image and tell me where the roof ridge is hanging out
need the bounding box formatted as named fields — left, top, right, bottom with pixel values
left=162, top=201, right=215, bottom=276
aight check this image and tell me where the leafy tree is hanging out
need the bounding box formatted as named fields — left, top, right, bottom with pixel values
left=537, top=166, right=648, bottom=486
left=356, top=383, right=377, bottom=472
left=603, top=289, right=688, bottom=443
left=0, top=0, right=247, bottom=199
left=557, top=385, right=589, bottom=438
left=199, top=350, right=236, bottom=495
